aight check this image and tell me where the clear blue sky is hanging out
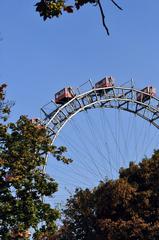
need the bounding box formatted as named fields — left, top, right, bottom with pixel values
left=1, top=1, right=159, bottom=204
left=1, top=0, right=159, bottom=119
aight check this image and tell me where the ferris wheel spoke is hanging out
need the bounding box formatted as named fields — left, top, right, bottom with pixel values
left=69, top=118, right=105, bottom=179
left=56, top=122, right=103, bottom=180
left=104, top=112, right=127, bottom=168
left=119, top=110, right=129, bottom=161
left=100, top=110, right=119, bottom=177
left=51, top=168, right=92, bottom=188
left=142, top=124, right=158, bottom=156
left=59, top=133, right=100, bottom=178
left=83, top=110, right=115, bottom=177
left=41, top=82, right=159, bottom=205
left=48, top=155, right=96, bottom=188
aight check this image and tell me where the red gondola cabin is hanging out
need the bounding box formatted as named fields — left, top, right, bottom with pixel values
left=136, top=86, right=156, bottom=102
left=55, top=87, right=75, bottom=104
left=95, top=76, right=114, bottom=89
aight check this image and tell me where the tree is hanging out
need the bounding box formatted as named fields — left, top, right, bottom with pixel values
left=35, top=0, right=123, bottom=35
left=0, top=84, right=71, bottom=239
left=57, top=152, right=159, bottom=240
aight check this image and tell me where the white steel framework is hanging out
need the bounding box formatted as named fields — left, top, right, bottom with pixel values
left=41, top=85, right=159, bottom=143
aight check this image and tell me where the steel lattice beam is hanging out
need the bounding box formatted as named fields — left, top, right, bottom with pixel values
left=41, top=86, right=159, bottom=143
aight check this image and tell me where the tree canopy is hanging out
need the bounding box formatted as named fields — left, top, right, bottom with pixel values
left=57, top=152, right=159, bottom=240
left=35, top=0, right=123, bottom=35
left=0, top=84, right=71, bottom=239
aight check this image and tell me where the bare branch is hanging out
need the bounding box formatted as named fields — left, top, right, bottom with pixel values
left=98, top=0, right=110, bottom=35
left=110, top=0, right=123, bottom=10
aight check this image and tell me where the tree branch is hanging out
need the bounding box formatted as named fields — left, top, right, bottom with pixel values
left=98, top=0, right=109, bottom=35
left=110, top=0, right=123, bottom=10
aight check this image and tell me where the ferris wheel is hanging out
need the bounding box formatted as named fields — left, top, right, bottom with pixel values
left=41, top=76, right=159, bottom=204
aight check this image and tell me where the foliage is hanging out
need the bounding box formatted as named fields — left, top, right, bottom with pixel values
left=0, top=84, right=71, bottom=239
left=35, top=0, right=123, bottom=35
left=0, top=83, right=12, bottom=121
left=57, top=151, right=159, bottom=240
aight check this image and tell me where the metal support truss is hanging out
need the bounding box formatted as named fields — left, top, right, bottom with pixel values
left=41, top=86, right=159, bottom=143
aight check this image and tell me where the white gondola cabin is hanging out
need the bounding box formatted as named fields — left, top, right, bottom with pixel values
left=136, top=86, right=156, bottom=102
left=95, top=76, right=114, bottom=89
left=55, top=87, right=75, bottom=104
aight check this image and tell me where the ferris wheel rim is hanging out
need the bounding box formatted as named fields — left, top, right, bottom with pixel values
left=41, top=86, right=159, bottom=143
